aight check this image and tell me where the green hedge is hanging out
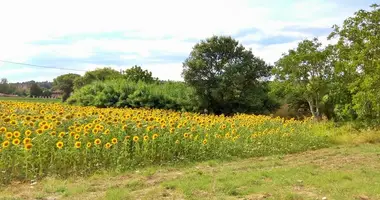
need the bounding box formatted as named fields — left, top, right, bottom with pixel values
left=67, top=79, right=199, bottom=111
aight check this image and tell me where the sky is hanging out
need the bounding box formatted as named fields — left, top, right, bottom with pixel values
left=0, top=0, right=375, bottom=83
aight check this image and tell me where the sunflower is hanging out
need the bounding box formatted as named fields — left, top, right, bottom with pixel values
left=69, top=126, right=75, bottom=131
left=55, top=121, right=62, bottom=126
left=29, top=122, right=35, bottom=127
left=58, top=132, right=65, bottom=138
left=74, top=141, right=81, bottom=149
left=25, top=116, right=32, bottom=121
left=143, top=135, right=149, bottom=141
left=23, top=138, right=31, bottom=144
left=92, top=128, right=99, bottom=134
left=70, top=132, right=76, bottom=137
left=12, top=138, right=20, bottom=145
left=24, top=143, right=33, bottom=151
left=105, top=142, right=112, bottom=149
left=86, top=142, right=91, bottom=148
left=5, top=132, right=13, bottom=139
left=75, top=127, right=82, bottom=133
left=104, top=129, right=110, bottom=135
left=170, top=128, right=175, bottom=134
left=122, top=125, right=128, bottom=131
left=2, top=140, right=10, bottom=148
left=94, top=138, right=101, bottom=145
left=0, top=127, right=6, bottom=132
left=36, top=129, right=43, bottom=135
left=124, top=135, right=131, bottom=141
left=10, top=120, right=16, bottom=125
left=56, top=141, right=64, bottom=149
left=152, top=133, right=159, bottom=140
left=202, top=139, right=207, bottom=145
left=133, top=136, right=139, bottom=142
left=175, top=139, right=180, bottom=144
left=50, top=131, right=57, bottom=136
left=136, top=123, right=142, bottom=128
left=183, top=133, right=189, bottom=138
left=111, top=138, right=118, bottom=144
left=74, top=134, right=80, bottom=140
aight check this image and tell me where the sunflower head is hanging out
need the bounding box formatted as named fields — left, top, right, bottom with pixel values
left=56, top=141, right=64, bottom=149
left=5, top=132, right=13, bottom=139
left=74, top=141, right=81, bottom=149
left=24, top=143, right=33, bottom=151
left=111, top=138, right=118, bottom=144
left=2, top=140, right=10, bottom=148
left=23, top=138, right=31, bottom=144
left=94, top=138, right=101, bottom=145
left=12, top=138, right=21, bottom=145
left=105, top=142, right=112, bottom=149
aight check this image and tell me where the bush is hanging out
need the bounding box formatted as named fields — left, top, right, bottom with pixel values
left=67, top=79, right=199, bottom=112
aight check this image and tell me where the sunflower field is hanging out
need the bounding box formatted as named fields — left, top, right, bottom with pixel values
left=0, top=101, right=332, bottom=184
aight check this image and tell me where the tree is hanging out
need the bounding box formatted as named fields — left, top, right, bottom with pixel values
left=53, top=73, right=81, bottom=102
left=328, top=4, right=380, bottom=121
left=273, top=38, right=332, bottom=119
left=74, top=67, right=122, bottom=89
left=123, top=65, right=158, bottom=83
left=182, top=35, right=273, bottom=115
left=30, top=82, right=43, bottom=97
left=0, top=78, right=9, bottom=94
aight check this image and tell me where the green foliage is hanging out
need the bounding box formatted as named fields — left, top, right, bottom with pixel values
left=328, top=4, right=380, bottom=123
left=74, top=67, right=122, bottom=90
left=67, top=79, right=199, bottom=111
left=273, top=38, right=332, bottom=119
left=29, top=83, right=43, bottom=97
left=123, top=65, right=158, bottom=83
left=182, top=35, right=275, bottom=115
left=0, top=78, right=13, bottom=94
left=53, top=73, right=81, bottom=102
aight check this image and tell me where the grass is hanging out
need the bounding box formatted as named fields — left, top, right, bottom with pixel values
left=0, top=97, right=60, bottom=103
left=1, top=143, right=379, bottom=200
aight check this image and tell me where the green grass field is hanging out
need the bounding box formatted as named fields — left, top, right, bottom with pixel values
left=0, top=97, right=60, bottom=103
left=0, top=143, right=379, bottom=200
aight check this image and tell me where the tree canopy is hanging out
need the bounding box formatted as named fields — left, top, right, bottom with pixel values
left=53, top=73, right=81, bottom=102
left=182, top=35, right=275, bottom=115
left=328, top=4, right=380, bottom=122
left=74, top=67, right=122, bottom=89
left=273, top=38, right=333, bottom=119
left=123, top=65, right=158, bottom=83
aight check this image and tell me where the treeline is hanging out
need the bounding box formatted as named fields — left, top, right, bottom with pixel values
left=0, top=79, right=53, bottom=97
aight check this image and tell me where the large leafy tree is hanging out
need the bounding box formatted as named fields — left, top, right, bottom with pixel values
left=182, top=35, right=273, bottom=115
left=273, top=38, right=333, bottom=119
left=328, top=4, right=380, bottom=121
left=53, top=73, right=81, bottom=102
left=74, top=67, right=122, bottom=89
left=123, top=65, right=158, bottom=83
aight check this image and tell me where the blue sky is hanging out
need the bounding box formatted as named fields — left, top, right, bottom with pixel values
left=0, top=0, right=375, bottom=82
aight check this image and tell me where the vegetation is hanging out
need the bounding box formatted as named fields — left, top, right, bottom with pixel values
left=0, top=5, right=380, bottom=200
left=123, top=65, right=158, bottom=83
left=73, top=67, right=122, bottom=90
left=1, top=144, right=379, bottom=199
left=0, top=100, right=331, bottom=184
left=53, top=73, right=81, bottom=102
left=182, top=36, right=276, bottom=115
left=67, top=79, right=198, bottom=111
